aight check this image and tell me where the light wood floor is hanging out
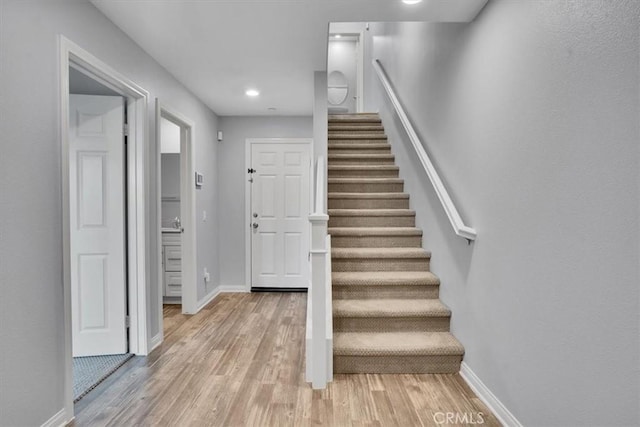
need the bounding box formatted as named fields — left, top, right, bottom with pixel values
left=72, top=293, right=500, bottom=426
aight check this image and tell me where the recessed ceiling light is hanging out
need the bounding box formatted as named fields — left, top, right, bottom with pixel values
left=334, top=34, right=342, bottom=39
left=245, top=89, right=260, bottom=97
left=402, top=0, right=422, bottom=4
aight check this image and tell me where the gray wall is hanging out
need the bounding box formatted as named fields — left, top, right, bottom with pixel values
left=365, top=1, right=639, bottom=425
left=0, top=1, right=219, bottom=425
left=217, top=116, right=313, bottom=287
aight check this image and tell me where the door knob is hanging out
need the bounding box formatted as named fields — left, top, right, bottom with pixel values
left=253, top=213, right=258, bottom=218
left=252, top=222, right=259, bottom=229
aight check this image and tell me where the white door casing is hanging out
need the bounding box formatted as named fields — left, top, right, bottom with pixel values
left=250, top=141, right=311, bottom=288
left=69, top=94, right=127, bottom=357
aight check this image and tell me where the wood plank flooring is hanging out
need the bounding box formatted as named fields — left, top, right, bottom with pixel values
left=72, top=293, right=500, bottom=426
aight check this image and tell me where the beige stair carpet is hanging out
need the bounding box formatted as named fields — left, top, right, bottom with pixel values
left=328, top=113, right=464, bottom=374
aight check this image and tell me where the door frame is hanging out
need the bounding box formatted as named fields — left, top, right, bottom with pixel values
left=59, top=36, right=149, bottom=419
left=155, top=100, right=198, bottom=323
left=355, top=30, right=365, bottom=113
left=244, top=138, right=314, bottom=291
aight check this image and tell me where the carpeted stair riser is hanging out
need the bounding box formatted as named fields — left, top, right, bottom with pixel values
left=329, top=130, right=385, bottom=136
left=332, top=271, right=440, bottom=299
left=328, top=194, right=410, bottom=209
left=328, top=166, right=399, bottom=178
left=331, top=234, right=422, bottom=248
left=328, top=154, right=395, bottom=165
left=328, top=123, right=382, bottom=129
left=328, top=179, right=404, bottom=193
left=329, top=138, right=391, bottom=144
left=329, top=133, right=385, bottom=139
left=328, top=125, right=384, bottom=131
left=328, top=144, right=391, bottom=155
left=329, top=134, right=388, bottom=141
left=332, top=258, right=430, bottom=272
left=329, top=227, right=423, bottom=248
left=333, top=284, right=439, bottom=300
left=328, top=215, right=415, bottom=228
left=334, top=355, right=462, bottom=374
left=334, top=317, right=451, bottom=333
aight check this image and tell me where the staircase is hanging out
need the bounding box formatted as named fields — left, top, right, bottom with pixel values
left=328, top=113, right=465, bottom=374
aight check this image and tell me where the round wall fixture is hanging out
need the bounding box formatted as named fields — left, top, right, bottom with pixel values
left=327, top=70, right=349, bottom=106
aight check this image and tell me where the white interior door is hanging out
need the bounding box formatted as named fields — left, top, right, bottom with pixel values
left=69, top=94, right=127, bottom=357
left=251, top=142, right=311, bottom=288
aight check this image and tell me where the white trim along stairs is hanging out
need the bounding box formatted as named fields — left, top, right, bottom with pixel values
left=328, top=113, right=465, bottom=373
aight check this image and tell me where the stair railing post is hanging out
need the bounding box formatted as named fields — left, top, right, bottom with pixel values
left=309, top=212, right=329, bottom=389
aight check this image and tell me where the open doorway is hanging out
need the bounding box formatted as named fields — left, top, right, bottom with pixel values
left=67, top=67, right=133, bottom=402
left=327, top=30, right=364, bottom=113
left=155, top=100, right=197, bottom=345
left=159, top=117, right=183, bottom=307
left=60, top=36, right=149, bottom=416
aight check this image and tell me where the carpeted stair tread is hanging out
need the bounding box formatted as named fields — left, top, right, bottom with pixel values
left=328, top=167, right=398, bottom=178
left=334, top=299, right=450, bottom=318
left=328, top=153, right=394, bottom=160
left=329, top=125, right=384, bottom=132
left=329, top=134, right=388, bottom=140
left=328, top=192, right=409, bottom=199
left=332, top=247, right=431, bottom=259
left=332, top=271, right=440, bottom=286
left=329, top=227, right=422, bottom=237
left=328, top=143, right=390, bottom=148
left=329, top=177, right=403, bottom=183
left=328, top=165, right=397, bottom=173
left=328, top=209, right=415, bottom=217
left=329, top=114, right=381, bottom=123
left=334, top=332, right=464, bottom=357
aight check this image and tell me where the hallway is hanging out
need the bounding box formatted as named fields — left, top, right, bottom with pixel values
left=72, top=293, right=499, bottom=426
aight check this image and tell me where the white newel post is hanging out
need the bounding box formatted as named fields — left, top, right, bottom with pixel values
left=309, top=212, right=329, bottom=389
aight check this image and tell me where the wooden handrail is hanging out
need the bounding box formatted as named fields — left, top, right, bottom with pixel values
left=372, top=59, right=477, bottom=242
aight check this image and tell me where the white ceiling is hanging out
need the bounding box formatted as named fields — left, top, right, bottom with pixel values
left=92, top=0, right=487, bottom=116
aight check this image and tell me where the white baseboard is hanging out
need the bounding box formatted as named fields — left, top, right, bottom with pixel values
left=149, top=332, right=163, bottom=353
left=460, top=362, right=522, bottom=427
left=41, top=408, right=69, bottom=427
left=197, top=286, right=221, bottom=311
left=219, top=284, right=250, bottom=293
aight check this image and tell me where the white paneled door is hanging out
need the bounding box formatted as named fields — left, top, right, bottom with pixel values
left=251, top=141, right=311, bottom=289
left=69, top=94, right=127, bottom=357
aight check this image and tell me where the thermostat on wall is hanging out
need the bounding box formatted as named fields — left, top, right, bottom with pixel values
left=195, top=172, right=204, bottom=188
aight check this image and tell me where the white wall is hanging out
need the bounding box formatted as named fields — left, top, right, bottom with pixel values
left=365, top=1, right=639, bottom=425
left=217, top=116, right=313, bottom=288
left=0, top=1, right=219, bottom=425
left=160, top=117, right=181, bottom=154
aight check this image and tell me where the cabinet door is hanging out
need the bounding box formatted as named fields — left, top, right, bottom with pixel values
left=164, top=245, right=182, bottom=272
left=164, top=272, right=182, bottom=297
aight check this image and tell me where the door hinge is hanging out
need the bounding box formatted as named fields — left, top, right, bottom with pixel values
left=123, top=123, right=129, bottom=136
left=125, top=315, right=131, bottom=328
left=248, top=168, right=256, bottom=174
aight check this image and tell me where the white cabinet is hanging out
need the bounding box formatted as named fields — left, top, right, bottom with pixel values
left=162, top=232, right=182, bottom=297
